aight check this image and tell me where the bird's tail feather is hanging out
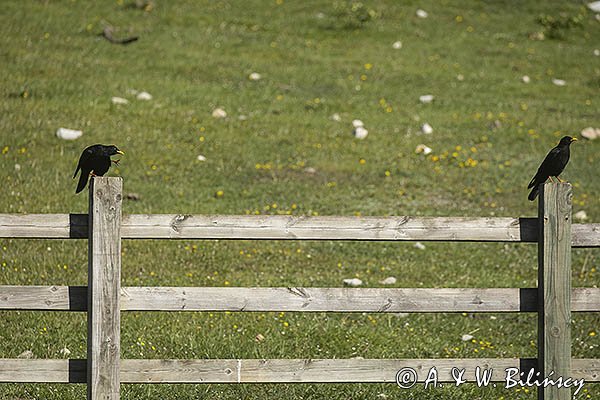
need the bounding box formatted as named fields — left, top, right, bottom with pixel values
left=527, top=172, right=541, bottom=189
left=528, top=185, right=539, bottom=201
left=75, top=171, right=89, bottom=194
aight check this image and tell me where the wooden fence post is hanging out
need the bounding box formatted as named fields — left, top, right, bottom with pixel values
left=537, top=182, right=572, bottom=400
left=88, top=177, right=122, bottom=400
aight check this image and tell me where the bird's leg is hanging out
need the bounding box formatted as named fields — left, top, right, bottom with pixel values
left=548, top=176, right=555, bottom=183
left=89, top=172, right=97, bottom=177
left=556, top=176, right=564, bottom=183
left=112, top=159, right=120, bottom=166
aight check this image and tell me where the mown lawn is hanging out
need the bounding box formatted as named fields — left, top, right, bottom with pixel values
left=1, top=1, right=599, bottom=398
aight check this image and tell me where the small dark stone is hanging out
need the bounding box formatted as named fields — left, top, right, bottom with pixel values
left=125, top=192, right=141, bottom=201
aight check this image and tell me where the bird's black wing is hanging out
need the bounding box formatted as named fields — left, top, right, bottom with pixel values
left=75, top=167, right=91, bottom=193
left=528, top=146, right=562, bottom=189
left=73, top=147, right=95, bottom=179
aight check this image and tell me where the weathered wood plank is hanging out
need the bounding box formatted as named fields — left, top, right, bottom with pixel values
left=0, top=359, right=86, bottom=383
left=121, top=287, right=532, bottom=312
left=1, top=213, right=598, bottom=246
left=2, top=286, right=598, bottom=312
left=0, top=285, right=86, bottom=310
left=122, top=358, right=522, bottom=383
left=1, top=358, right=597, bottom=383
left=0, top=213, right=87, bottom=238
left=571, top=287, right=600, bottom=312
left=121, top=359, right=239, bottom=383
left=572, top=224, right=600, bottom=247
left=571, top=359, right=600, bottom=382
left=538, top=183, right=572, bottom=400
left=120, top=215, right=540, bottom=242
left=88, top=177, right=122, bottom=400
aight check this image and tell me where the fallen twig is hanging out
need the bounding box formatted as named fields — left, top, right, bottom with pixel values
left=99, top=27, right=138, bottom=45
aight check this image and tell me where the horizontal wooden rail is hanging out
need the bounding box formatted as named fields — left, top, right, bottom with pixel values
left=2, top=286, right=599, bottom=312
left=1, top=214, right=598, bottom=246
left=123, top=215, right=542, bottom=242
left=0, top=358, right=597, bottom=383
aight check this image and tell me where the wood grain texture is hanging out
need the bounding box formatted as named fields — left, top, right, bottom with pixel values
left=0, top=359, right=86, bottom=383
left=120, top=358, right=519, bottom=383
left=0, top=285, right=86, bottom=311
left=571, top=287, right=600, bottom=312
left=120, top=287, right=530, bottom=312
left=88, top=177, right=122, bottom=400
left=571, top=224, right=600, bottom=247
left=0, top=213, right=87, bottom=238
left=538, top=183, right=572, bottom=400
left=2, top=286, right=599, bottom=312
left=119, top=215, right=539, bottom=242
left=1, top=358, right=597, bottom=383
left=1, top=213, right=598, bottom=246
left=571, top=359, right=600, bottom=382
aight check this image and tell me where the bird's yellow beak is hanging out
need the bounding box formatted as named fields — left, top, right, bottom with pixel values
left=117, top=150, right=125, bottom=155
left=571, top=137, right=578, bottom=142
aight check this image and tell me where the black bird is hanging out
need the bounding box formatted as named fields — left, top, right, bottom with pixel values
left=73, top=144, right=124, bottom=194
left=527, top=136, right=577, bottom=201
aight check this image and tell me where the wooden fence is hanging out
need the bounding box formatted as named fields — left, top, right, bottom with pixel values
left=0, top=177, right=599, bottom=400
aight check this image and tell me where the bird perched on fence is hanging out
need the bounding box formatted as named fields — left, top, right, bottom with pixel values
left=527, top=136, right=577, bottom=201
left=73, top=144, right=124, bottom=194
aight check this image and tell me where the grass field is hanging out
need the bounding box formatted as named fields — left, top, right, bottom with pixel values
left=1, top=0, right=599, bottom=398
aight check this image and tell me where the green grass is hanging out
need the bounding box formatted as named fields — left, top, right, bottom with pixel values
left=1, top=0, right=599, bottom=398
